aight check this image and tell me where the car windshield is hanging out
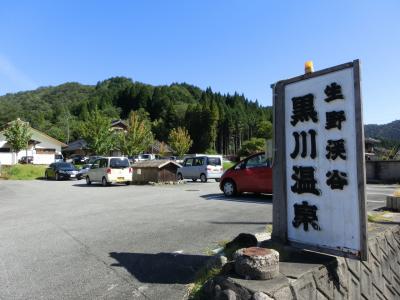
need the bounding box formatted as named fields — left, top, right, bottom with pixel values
left=57, top=163, right=75, bottom=170
left=207, top=157, right=221, bottom=166
left=87, top=157, right=99, bottom=164
left=110, top=158, right=130, bottom=168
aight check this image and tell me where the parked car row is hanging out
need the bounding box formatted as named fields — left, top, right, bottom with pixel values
left=46, top=153, right=273, bottom=197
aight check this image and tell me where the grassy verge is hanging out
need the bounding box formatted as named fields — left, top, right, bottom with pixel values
left=368, top=211, right=392, bottom=223
left=223, top=161, right=235, bottom=170
left=188, top=267, right=222, bottom=300
left=0, top=164, right=47, bottom=180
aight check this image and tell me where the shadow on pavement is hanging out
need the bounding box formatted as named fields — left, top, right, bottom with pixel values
left=209, top=221, right=272, bottom=225
left=201, top=193, right=272, bottom=204
left=109, top=252, right=209, bottom=284
left=72, top=183, right=124, bottom=188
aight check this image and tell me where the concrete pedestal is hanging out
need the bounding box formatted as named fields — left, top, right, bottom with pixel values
left=234, top=247, right=279, bottom=280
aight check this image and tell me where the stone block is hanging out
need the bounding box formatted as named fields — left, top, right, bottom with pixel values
left=316, top=289, right=330, bottom=300
left=377, top=235, right=389, bottom=257
left=272, top=286, right=294, bottom=300
left=348, top=273, right=361, bottom=300
left=234, top=248, right=279, bottom=280
left=383, top=278, right=397, bottom=300
left=313, top=266, right=334, bottom=299
left=220, top=289, right=237, bottom=300
left=370, top=256, right=384, bottom=294
left=369, top=239, right=382, bottom=262
left=360, top=263, right=372, bottom=299
left=252, top=291, right=273, bottom=300
left=391, top=273, right=400, bottom=297
left=381, top=252, right=392, bottom=283
left=372, top=285, right=386, bottom=300
left=334, top=257, right=349, bottom=290
left=291, top=273, right=317, bottom=300
left=345, top=257, right=360, bottom=279
left=333, top=284, right=347, bottom=300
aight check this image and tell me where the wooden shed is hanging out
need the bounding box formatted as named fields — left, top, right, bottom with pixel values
left=131, top=160, right=182, bottom=184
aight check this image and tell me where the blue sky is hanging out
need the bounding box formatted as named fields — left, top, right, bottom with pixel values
left=0, top=0, right=399, bottom=124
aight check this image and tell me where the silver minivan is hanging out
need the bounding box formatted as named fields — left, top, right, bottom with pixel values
left=176, top=155, right=223, bottom=182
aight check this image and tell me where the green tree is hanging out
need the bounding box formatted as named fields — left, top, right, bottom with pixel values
left=3, top=119, right=32, bottom=163
left=169, top=127, right=193, bottom=157
left=256, top=120, right=273, bottom=139
left=238, top=138, right=266, bottom=157
left=80, top=110, right=114, bottom=155
left=118, top=111, right=153, bottom=156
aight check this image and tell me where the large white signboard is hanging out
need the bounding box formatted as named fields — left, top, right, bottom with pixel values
left=272, top=60, right=367, bottom=260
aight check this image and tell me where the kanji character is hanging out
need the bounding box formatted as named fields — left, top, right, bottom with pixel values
left=292, top=201, right=321, bottom=231
left=324, top=82, right=344, bottom=102
left=290, top=129, right=317, bottom=159
left=326, top=139, right=346, bottom=160
left=326, top=170, right=348, bottom=190
left=325, top=111, right=346, bottom=130
left=291, top=166, right=320, bottom=195
left=291, top=94, right=318, bottom=126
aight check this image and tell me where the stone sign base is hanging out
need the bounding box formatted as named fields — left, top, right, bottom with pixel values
left=203, top=222, right=400, bottom=300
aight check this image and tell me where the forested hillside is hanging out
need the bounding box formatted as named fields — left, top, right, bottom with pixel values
left=364, top=120, right=400, bottom=142
left=0, top=77, right=272, bottom=154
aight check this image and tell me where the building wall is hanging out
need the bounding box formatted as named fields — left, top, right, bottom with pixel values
left=366, top=160, right=400, bottom=183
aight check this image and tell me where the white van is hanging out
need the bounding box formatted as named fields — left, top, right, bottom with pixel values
left=85, top=157, right=132, bottom=186
left=177, top=155, right=223, bottom=182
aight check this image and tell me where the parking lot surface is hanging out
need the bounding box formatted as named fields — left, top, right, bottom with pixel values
left=0, top=180, right=394, bottom=299
left=0, top=180, right=272, bottom=299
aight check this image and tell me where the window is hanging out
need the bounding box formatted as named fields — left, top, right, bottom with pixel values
left=207, top=157, right=221, bottom=166
left=99, top=159, right=108, bottom=168
left=184, top=158, right=194, bottom=167
left=194, top=158, right=204, bottom=166
left=246, top=154, right=268, bottom=168
left=110, top=158, right=129, bottom=168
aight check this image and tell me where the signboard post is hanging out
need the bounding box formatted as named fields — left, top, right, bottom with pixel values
left=272, top=60, right=368, bottom=260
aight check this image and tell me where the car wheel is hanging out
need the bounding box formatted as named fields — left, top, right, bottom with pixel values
left=102, top=177, right=109, bottom=187
left=200, top=173, right=207, bottom=183
left=125, top=181, right=131, bottom=185
left=177, top=173, right=183, bottom=181
left=55, top=172, right=60, bottom=181
left=215, top=178, right=221, bottom=182
left=86, top=176, right=91, bottom=185
left=222, top=180, right=236, bottom=196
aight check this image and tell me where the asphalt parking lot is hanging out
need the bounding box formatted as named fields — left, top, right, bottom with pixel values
left=0, top=180, right=272, bottom=300
left=0, top=180, right=395, bottom=299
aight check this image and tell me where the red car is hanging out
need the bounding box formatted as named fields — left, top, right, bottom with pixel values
left=220, top=152, right=272, bottom=196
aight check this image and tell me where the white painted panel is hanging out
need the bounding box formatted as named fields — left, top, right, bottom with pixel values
left=284, top=68, right=361, bottom=254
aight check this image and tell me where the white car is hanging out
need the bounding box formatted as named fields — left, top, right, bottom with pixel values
left=177, top=155, right=223, bottom=182
left=85, top=157, right=132, bottom=186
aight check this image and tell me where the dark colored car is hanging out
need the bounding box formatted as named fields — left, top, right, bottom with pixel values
left=219, top=152, right=272, bottom=196
left=76, top=156, right=103, bottom=180
left=45, top=162, right=79, bottom=180
left=70, top=154, right=87, bottom=164
left=19, top=156, right=34, bottom=164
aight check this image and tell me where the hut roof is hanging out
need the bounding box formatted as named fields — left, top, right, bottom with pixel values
left=132, top=160, right=182, bottom=169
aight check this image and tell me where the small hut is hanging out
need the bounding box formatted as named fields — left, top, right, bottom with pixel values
left=131, top=160, right=182, bottom=184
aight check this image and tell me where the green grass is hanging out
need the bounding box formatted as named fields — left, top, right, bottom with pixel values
left=223, top=161, right=235, bottom=170
left=368, top=212, right=392, bottom=223
left=188, top=267, right=222, bottom=300
left=0, top=164, right=47, bottom=180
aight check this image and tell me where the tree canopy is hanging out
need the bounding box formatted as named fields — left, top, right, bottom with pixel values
left=0, top=77, right=272, bottom=155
